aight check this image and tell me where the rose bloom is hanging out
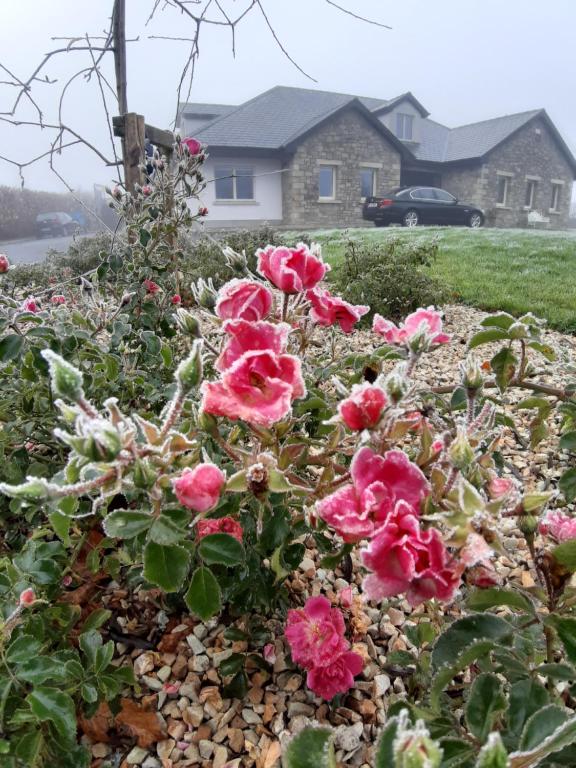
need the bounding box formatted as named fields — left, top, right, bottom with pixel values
left=338, top=383, right=388, bottom=431
left=539, top=511, right=576, bottom=542
left=172, top=463, right=226, bottom=513
left=362, top=502, right=461, bottom=607
left=50, top=295, right=66, bottom=305
left=466, top=564, right=502, bottom=589
left=306, top=650, right=364, bottom=700
left=19, top=588, right=36, bottom=606
left=306, top=287, right=369, bottom=334
left=22, top=297, right=39, bottom=313
left=143, top=278, right=160, bottom=294
left=0, top=254, right=9, bottom=273
left=431, top=439, right=444, bottom=454
left=216, top=319, right=291, bottom=372
left=171, top=294, right=182, bottom=305
left=257, top=243, right=329, bottom=294
left=488, top=476, right=515, bottom=499
left=142, top=185, right=153, bottom=196
left=201, top=349, right=305, bottom=428
left=196, top=516, right=243, bottom=542
left=285, top=596, right=348, bottom=669
left=215, top=279, right=273, bottom=322
left=182, top=137, right=202, bottom=155
left=373, top=307, right=450, bottom=347
left=316, top=446, right=430, bottom=543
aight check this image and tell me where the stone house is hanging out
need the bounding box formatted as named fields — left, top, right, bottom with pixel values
left=178, top=86, right=576, bottom=229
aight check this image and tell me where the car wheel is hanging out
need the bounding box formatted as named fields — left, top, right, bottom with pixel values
left=468, top=212, right=483, bottom=228
left=402, top=210, right=419, bottom=228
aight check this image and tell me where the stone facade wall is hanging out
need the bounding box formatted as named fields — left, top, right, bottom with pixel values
left=445, top=117, right=574, bottom=229
left=282, top=108, right=401, bottom=228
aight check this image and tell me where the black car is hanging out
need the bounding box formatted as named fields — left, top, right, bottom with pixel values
left=362, top=186, right=484, bottom=228
left=35, top=212, right=78, bottom=238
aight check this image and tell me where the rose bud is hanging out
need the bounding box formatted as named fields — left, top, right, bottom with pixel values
left=173, top=462, right=226, bottom=513
left=142, top=185, right=152, bottom=196
left=0, top=254, right=9, bottom=273
left=198, top=207, right=209, bottom=217
left=19, top=588, right=36, bottom=606
left=171, top=294, right=182, bottom=305
left=182, top=137, right=202, bottom=156
left=50, top=295, right=66, bottom=305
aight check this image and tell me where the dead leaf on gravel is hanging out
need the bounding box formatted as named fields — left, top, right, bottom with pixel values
left=79, top=701, right=114, bottom=743
left=263, top=740, right=281, bottom=768
left=116, top=698, right=166, bottom=748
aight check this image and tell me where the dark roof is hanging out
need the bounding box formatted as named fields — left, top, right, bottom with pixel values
left=373, top=91, right=430, bottom=118
left=193, top=86, right=391, bottom=150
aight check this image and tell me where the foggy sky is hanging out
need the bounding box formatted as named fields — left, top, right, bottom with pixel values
left=1, top=0, right=575, bottom=195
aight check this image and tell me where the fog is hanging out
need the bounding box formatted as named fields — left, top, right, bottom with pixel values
left=1, top=0, right=575, bottom=197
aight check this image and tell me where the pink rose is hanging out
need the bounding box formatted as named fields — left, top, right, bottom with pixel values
left=362, top=502, right=461, bottom=607
left=143, top=278, right=160, bottom=294
left=459, top=532, right=493, bottom=568
left=306, top=650, right=364, bottom=700
left=316, top=447, right=430, bottom=543
left=172, top=463, right=226, bottom=513
left=338, top=383, right=388, bottom=431
left=196, top=516, right=243, bottom=542
left=539, top=511, right=576, bottom=542
left=488, top=477, right=515, bottom=499
left=373, top=307, right=450, bottom=348
left=182, top=137, right=202, bottom=156
left=22, top=297, right=39, bottom=313
left=50, top=295, right=66, bottom=305
left=19, top=588, right=36, bottom=606
left=171, top=294, right=182, bottom=305
left=257, top=244, right=329, bottom=294
left=0, top=254, right=9, bottom=273
left=431, top=439, right=444, bottom=454
left=285, top=596, right=348, bottom=669
left=198, top=207, right=209, bottom=217
left=466, top=565, right=501, bottom=588
left=307, top=287, right=369, bottom=334
left=142, top=185, right=152, bottom=196
left=215, top=279, right=273, bottom=322
left=201, top=349, right=305, bottom=428
left=339, top=586, right=354, bottom=609
left=216, top=319, right=291, bottom=372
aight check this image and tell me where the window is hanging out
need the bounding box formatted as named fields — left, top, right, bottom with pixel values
left=214, top=165, right=254, bottom=200
left=551, top=182, right=563, bottom=212
left=318, top=166, right=336, bottom=199
left=524, top=180, right=538, bottom=209
left=434, top=189, right=456, bottom=203
left=410, top=188, right=435, bottom=200
left=360, top=168, right=376, bottom=199
left=396, top=113, right=414, bottom=141
left=496, top=176, right=510, bottom=206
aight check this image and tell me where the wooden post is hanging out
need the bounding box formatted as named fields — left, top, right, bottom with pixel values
left=123, top=113, right=145, bottom=192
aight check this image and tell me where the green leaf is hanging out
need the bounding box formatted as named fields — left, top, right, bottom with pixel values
left=432, top=614, right=513, bottom=670
left=143, top=542, right=190, bottom=592
left=0, top=334, right=24, bottom=363
left=7, top=635, right=42, bottom=664
left=458, top=479, right=485, bottom=516
left=546, top=616, right=576, bottom=665
left=465, top=673, right=506, bottom=743
left=49, top=511, right=71, bottom=545
left=197, top=533, right=245, bottom=566
left=283, top=726, right=336, bottom=768
left=81, top=608, right=112, bottom=632
left=560, top=431, right=576, bottom=452
left=527, top=341, right=556, bottom=361
left=27, top=687, right=77, bottom=745
left=79, top=631, right=114, bottom=674
left=149, top=515, right=186, bottom=545
left=560, top=468, right=576, bottom=502
left=219, top=653, right=245, bottom=677
left=490, top=348, right=518, bottom=391
left=374, top=715, right=401, bottom=768
left=320, top=543, right=353, bottom=569
left=536, top=663, right=576, bottom=681
left=15, top=730, right=44, bottom=765
left=551, top=540, right=576, bottom=572
left=103, top=509, right=153, bottom=539
left=517, top=396, right=550, bottom=411
left=519, top=704, right=570, bottom=752
left=222, top=669, right=248, bottom=699
left=16, top=657, right=69, bottom=685
left=508, top=679, right=549, bottom=736
left=139, top=228, right=151, bottom=246
left=475, top=733, right=508, bottom=768
left=480, top=313, right=515, bottom=330
left=468, top=328, right=511, bottom=348
left=440, top=738, right=476, bottom=768
left=185, top=566, right=221, bottom=620
left=466, top=587, right=535, bottom=615
left=510, top=712, right=576, bottom=766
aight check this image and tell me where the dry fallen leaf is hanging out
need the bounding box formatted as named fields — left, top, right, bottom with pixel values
left=79, top=701, right=114, bottom=743
left=263, top=740, right=282, bottom=768
left=116, top=698, right=166, bottom=748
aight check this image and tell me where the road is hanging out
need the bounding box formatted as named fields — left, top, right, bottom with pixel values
left=0, top=235, right=75, bottom=265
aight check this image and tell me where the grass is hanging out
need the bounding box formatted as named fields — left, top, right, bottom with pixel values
left=280, top=226, right=576, bottom=332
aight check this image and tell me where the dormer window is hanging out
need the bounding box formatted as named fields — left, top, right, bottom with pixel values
left=396, top=113, right=414, bottom=141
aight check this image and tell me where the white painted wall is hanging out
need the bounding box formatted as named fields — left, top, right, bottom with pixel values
left=196, top=157, right=283, bottom=223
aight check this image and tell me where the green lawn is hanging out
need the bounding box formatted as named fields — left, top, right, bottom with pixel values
left=281, top=226, right=576, bottom=332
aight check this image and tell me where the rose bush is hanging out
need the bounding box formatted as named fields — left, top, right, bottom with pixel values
left=1, top=142, right=576, bottom=766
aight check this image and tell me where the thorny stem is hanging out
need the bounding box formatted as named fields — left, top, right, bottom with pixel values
left=281, top=293, right=290, bottom=322
left=466, top=390, right=476, bottom=425
left=78, top=396, right=99, bottom=420
left=443, top=466, right=459, bottom=496
left=159, top=385, right=185, bottom=440
left=405, top=351, right=419, bottom=378
left=49, top=469, right=116, bottom=500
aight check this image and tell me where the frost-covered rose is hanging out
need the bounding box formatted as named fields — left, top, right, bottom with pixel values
left=201, top=349, right=305, bottom=427
left=539, top=511, right=576, bottom=542
left=257, top=243, right=329, bottom=294
left=338, top=383, right=388, bottom=431
left=373, top=307, right=450, bottom=348
left=285, top=596, right=348, bottom=669
left=171, top=294, right=182, bottom=305
left=143, top=278, right=160, bottom=294
left=215, top=279, right=273, bottom=322
left=316, top=447, right=430, bottom=542
left=196, top=516, right=243, bottom=542
left=216, top=319, right=291, bottom=372
left=21, top=297, right=39, bottom=313
left=19, top=588, right=36, bottom=606
left=0, top=254, right=9, bottom=273
left=362, top=502, right=461, bottom=607
left=172, top=463, right=226, bottom=513
left=306, top=287, right=369, bottom=334
left=50, top=295, right=66, bottom=305
left=182, top=137, right=202, bottom=155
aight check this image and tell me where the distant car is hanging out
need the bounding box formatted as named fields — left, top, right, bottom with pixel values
left=362, top=186, right=484, bottom=228
left=35, top=212, right=78, bottom=238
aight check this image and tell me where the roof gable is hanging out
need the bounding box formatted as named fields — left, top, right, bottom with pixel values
left=372, top=91, right=430, bottom=118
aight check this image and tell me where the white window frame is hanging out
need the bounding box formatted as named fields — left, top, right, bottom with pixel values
left=550, top=179, right=565, bottom=213
left=524, top=178, right=538, bottom=210
left=317, top=160, right=341, bottom=202
left=396, top=113, right=414, bottom=141
left=496, top=171, right=513, bottom=208
left=359, top=164, right=380, bottom=200
left=214, top=165, right=255, bottom=201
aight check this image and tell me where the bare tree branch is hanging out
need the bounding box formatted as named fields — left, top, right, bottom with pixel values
left=324, top=0, right=392, bottom=30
